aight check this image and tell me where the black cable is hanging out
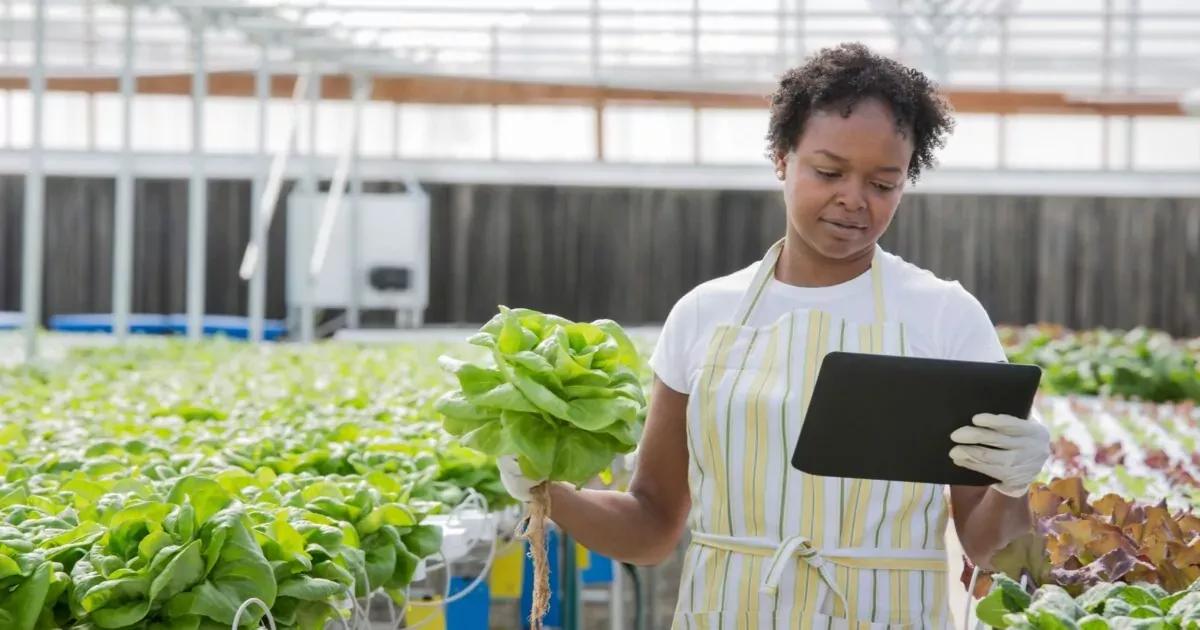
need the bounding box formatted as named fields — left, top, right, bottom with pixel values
left=621, top=563, right=646, bottom=630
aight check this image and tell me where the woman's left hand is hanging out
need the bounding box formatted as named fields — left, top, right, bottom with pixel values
left=948, top=412, right=1051, bottom=497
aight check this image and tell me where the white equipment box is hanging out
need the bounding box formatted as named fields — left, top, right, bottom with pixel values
left=285, top=186, right=430, bottom=327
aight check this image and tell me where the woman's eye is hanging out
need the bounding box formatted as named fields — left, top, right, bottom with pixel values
left=815, top=169, right=839, bottom=179
left=873, top=182, right=896, bottom=192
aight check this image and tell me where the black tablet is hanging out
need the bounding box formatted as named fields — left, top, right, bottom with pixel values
left=791, top=351, right=1043, bottom=486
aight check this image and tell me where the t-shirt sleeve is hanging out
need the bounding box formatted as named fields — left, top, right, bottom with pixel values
left=937, top=284, right=1008, bottom=364
left=649, top=289, right=700, bottom=394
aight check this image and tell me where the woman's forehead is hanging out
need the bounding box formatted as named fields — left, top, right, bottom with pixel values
left=797, top=100, right=915, bottom=165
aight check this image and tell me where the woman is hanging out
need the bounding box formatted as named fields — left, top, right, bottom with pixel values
left=499, top=42, right=1051, bottom=628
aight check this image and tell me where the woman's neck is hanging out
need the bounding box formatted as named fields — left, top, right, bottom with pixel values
left=774, top=230, right=876, bottom=288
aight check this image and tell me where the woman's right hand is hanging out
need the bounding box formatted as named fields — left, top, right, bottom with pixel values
left=497, top=455, right=546, bottom=502
left=498, top=377, right=689, bottom=566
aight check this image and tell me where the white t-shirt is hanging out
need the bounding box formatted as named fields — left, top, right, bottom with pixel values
left=649, top=248, right=1009, bottom=395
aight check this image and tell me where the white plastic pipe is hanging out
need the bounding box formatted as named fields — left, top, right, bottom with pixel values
left=238, top=70, right=311, bottom=282
left=308, top=75, right=371, bottom=279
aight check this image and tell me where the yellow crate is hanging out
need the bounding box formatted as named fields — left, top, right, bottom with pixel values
left=405, top=597, right=446, bottom=630
left=489, top=541, right=524, bottom=599
left=489, top=539, right=595, bottom=599
left=576, top=543, right=591, bottom=570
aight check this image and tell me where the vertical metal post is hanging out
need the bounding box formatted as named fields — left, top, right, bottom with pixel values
left=692, top=0, right=703, bottom=162
left=298, top=71, right=320, bottom=343
left=794, top=0, right=805, bottom=59
left=186, top=13, right=208, bottom=339
left=1100, top=0, right=1113, bottom=170
left=592, top=11, right=605, bottom=160
left=490, top=27, right=500, bottom=160
left=249, top=48, right=270, bottom=343
left=609, top=534, right=624, bottom=630
left=776, top=0, right=787, bottom=70
left=996, top=12, right=1009, bottom=169
left=590, top=0, right=600, bottom=80
left=691, top=0, right=700, bottom=79
left=21, top=0, right=46, bottom=361
left=346, top=73, right=366, bottom=329
left=112, top=2, right=136, bottom=340
left=85, top=0, right=97, bottom=151
left=393, top=103, right=402, bottom=159
left=3, top=0, right=12, bottom=147
left=1124, top=0, right=1139, bottom=170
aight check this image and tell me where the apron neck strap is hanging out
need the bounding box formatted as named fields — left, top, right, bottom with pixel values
left=733, top=238, right=887, bottom=326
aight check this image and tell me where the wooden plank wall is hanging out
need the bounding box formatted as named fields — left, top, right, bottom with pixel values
left=1, top=176, right=1198, bottom=336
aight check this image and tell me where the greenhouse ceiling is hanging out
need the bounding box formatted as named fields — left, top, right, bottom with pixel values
left=0, top=0, right=1195, bottom=115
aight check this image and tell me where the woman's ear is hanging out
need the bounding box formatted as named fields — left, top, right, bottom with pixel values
left=773, top=151, right=788, bottom=180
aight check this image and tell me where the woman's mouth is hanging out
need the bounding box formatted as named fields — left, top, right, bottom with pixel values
left=820, top=218, right=866, bottom=235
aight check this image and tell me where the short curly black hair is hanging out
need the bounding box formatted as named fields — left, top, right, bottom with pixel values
left=766, top=42, right=954, bottom=183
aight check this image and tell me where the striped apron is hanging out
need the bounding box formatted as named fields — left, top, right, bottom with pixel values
left=672, top=238, right=952, bottom=630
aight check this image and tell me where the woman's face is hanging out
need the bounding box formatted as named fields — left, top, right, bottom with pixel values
left=774, top=98, right=914, bottom=262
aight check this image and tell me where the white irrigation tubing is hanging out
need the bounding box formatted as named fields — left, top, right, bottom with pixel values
left=402, top=489, right=499, bottom=630
left=962, top=567, right=979, bottom=630
left=961, top=569, right=1029, bottom=630
left=231, top=598, right=277, bottom=630
left=323, top=599, right=353, bottom=630
left=237, top=69, right=310, bottom=282
left=228, top=488, right=497, bottom=630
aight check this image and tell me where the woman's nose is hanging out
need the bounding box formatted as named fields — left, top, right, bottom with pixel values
left=835, top=181, right=868, bottom=211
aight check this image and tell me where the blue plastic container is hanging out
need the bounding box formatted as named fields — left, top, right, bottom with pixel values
left=521, top=530, right=563, bottom=629
left=48, top=313, right=173, bottom=334
left=164, top=314, right=287, bottom=340
left=581, top=551, right=614, bottom=585
left=445, top=575, right=491, bottom=628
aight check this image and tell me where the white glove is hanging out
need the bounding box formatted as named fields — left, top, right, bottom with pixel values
left=497, top=455, right=545, bottom=503
left=948, top=412, right=1050, bottom=498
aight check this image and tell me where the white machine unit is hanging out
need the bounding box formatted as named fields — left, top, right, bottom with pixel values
left=285, top=185, right=430, bottom=328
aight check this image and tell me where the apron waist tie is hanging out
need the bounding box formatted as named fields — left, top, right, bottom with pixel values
left=690, top=530, right=948, bottom=615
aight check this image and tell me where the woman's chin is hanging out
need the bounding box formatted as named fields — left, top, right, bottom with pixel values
left=809, top=236, right=874, bottom=262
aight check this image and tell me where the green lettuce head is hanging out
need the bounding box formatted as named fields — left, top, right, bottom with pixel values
left=433, top=307, right=647, bottom=488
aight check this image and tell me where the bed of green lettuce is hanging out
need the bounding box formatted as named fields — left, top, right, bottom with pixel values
left=0, top=339, right=517, bottom=630
left=977, top=573, right=1200, bottom=629
left=1000, top=325, right=1200, bottom=404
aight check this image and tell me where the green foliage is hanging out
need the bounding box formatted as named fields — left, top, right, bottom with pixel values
left=976, top=573, right=1200, bottom=629
left=434, top=307, right=647, bottom=487
left=0, top=339, right=511, bottom=629
left=1002, top=326, right=1200, bottom=404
